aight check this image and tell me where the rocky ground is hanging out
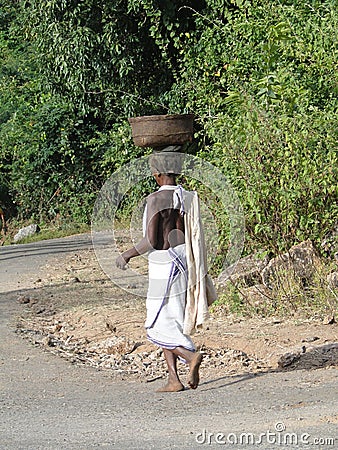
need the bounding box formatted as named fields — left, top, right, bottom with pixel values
left=14, top=244, right=338, bottom=385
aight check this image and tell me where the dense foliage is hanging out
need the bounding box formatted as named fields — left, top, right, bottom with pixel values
left=0, top=0, right=337, bottom=255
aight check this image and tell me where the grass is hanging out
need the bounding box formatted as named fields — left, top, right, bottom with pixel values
left=212, top=259, right=338, bottom=320
left=1, top=220, right=91, bottom=246
left=1, top=216, right=132, bottom=246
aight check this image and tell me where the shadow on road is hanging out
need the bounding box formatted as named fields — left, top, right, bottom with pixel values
left=0, top=234, right=95, bottom=262
left=200, top=344, right=338, bottom=391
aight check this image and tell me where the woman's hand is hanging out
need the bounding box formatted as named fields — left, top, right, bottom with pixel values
left=115, top=254, right=130, bottom=270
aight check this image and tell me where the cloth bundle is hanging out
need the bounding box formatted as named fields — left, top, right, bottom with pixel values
left=149, top=146, right=183, bottom=175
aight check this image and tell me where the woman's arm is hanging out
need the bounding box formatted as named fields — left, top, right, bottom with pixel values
left=115, top=196, right=159, bottom=270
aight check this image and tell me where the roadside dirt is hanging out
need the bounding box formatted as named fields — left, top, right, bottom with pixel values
left=15, top=245, right=338, bottom=385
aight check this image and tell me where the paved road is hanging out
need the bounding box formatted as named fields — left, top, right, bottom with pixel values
left=1, top=236, right=337, bottom=449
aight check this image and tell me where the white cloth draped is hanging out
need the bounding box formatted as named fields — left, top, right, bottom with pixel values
left=144, top=184, right=217, bottom=351
left=146, top=243, right=195, bottom=351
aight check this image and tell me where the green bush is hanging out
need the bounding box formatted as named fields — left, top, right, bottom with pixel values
left=167, top=0, right=338, bottom=254
left=1, top=0, right=337, bottom=258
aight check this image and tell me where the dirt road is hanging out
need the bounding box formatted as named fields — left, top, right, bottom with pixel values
left=1, top=235, right=337, bottom=449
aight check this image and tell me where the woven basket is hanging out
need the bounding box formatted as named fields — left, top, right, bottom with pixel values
left=128, top=114, right=194, bottom=148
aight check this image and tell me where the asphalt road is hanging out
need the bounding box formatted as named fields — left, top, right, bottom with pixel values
left=0, top=235, right=337, bottom=449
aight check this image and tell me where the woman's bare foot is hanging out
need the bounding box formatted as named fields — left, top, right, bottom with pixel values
left=188, top=352, right=203, bottom=389
left=156, top=380, right=184, bottom=392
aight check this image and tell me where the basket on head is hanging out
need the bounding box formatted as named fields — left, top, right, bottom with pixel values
left=128, top=114, right=194, bottom=148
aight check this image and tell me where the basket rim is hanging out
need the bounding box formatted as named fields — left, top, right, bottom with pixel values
left=128, top=113, right=194, bottom=123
